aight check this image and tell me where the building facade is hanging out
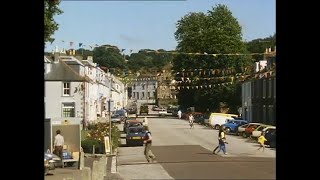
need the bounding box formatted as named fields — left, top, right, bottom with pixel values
left=242, top=49, right=276, bottom=125
left=44, top=52, right=127, bottom=125
left=131, top=75, right=158, bottom=104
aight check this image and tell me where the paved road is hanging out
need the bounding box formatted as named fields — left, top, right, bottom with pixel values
left=117, top=116, right=275, bottom=180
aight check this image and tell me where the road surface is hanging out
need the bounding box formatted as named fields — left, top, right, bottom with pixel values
left=117, top=116, right=275, bottom=180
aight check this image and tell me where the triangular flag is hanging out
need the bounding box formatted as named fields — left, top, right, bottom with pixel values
left=79, top=43, right=83, bottom=48
left=209, top=85, right=212, bottom=88
left=70, top=42, right=73, bottom=47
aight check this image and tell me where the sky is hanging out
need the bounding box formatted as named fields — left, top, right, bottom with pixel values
left=45, top=0, right=276, bottom=54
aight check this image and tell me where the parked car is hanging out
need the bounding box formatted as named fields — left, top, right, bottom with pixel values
left=159, top=109, right=167, bottom=117
left=208, top=113, right=238, bottom=130
left=237, top=123, right=261, bottom=136
left=264, top=128, right=276, bottom=148
left=182, top=112, right=203, bottom=120
left=167, top=107, right=177, bottom=113
left=111, top=114, right=122, bottom=124
left=127, top=107, right=137, bottom=114
left=126, top=126, right=147, bottom=146
left=115, top=109, right=127, bottom=121
left=140, top=105, right=149, bottom=115
left=124, top=120, right=143, bottom=133
left=223, top=119, right=248, bottom=134
left=194, top=114, right=210, bottom=125
left=152, top=105, right=166, bottom=111
left=251, top=125, right=276, bottom=139
left=242, top=123, right=265, bottom=138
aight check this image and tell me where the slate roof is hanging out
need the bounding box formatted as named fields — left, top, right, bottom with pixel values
left=45, top=61, right=85, bottom=81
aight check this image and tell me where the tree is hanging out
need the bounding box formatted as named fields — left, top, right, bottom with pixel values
left=44, top=0, right=63, bottom=44
left=173, top=4, right=252, bottom=112
left=93, top=45, right=127, bottom=74
left=246, top=34, right=276, bottom=61
left=127, top=49, right=173, bottom=73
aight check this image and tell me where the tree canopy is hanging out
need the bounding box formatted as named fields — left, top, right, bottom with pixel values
left=173, top=4, right=252, bottom=113
left=44, top=0, right=63, bottom=44
left=245, top=34, right=276, bottom=61
left=92, top=45, right=127, bottom=75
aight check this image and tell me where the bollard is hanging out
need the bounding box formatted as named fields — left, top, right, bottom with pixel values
left=92, top=160, right=104, bottom=180
left=81, top=167, right=91, bottom=180
left=80, top=152, right=85, bottom=170
left=97, top=159, right=104, bottom=179
left=99, top=156, right=107, bottom=177
left=92, top=145, right=95, bottom=155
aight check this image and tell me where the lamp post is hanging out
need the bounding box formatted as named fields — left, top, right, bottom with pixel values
left=108, top=74, right=113, bottom=154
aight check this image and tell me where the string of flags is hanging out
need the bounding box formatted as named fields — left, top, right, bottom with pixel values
left=118, top=69, right=275, bottom=88
left=55, top=40, right=276, bottom=56
left=143, top=50, right=274, bottom=57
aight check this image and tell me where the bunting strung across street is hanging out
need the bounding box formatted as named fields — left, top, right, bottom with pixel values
left=143, top=50, right=272, bottom=57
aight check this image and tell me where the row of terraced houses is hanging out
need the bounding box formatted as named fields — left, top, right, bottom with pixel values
left=44, top=50, right=128, bottom=126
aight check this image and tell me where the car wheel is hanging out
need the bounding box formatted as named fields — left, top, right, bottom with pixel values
left=242, top=132, right=247, bottom=138
left=44, top=165, right=49, bottom=175
left=270, top=141, right=276, bottom=148
left=225, top=128, right=231, bottom=134
left=215, top=125, right=220, bottom=130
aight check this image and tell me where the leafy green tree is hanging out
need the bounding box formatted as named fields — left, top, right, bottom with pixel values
left=245, top=34, right=276, bottom=61
left=44, top=0, right=63, bottom=44
left=173, top=4, right=252, bottom=112
left=93, top=45, right=127, bottom=74
left=127, top=49, right=173, bottom=73
left=75, top=48, right=94, bottom=60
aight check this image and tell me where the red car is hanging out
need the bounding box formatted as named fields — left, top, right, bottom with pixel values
left=242, top=123, right=264, bottom=138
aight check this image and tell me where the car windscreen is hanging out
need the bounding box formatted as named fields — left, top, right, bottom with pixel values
left=256, top=126, right=265, bottom=131
left=129, top=128, right=144, bottom=133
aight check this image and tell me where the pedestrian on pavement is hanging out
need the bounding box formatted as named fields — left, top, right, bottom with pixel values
left=54, top=129, right=65, bottom=167
left=144, top=126, right=156, bottom=163
left=189, top=114, right=194, bottom=129
left=143, top=117, right=148, bottom=129
left=257, top=132, right=267, bottom=152
left=178, top=110, right=182, bottom=119
left=124, top=110, right=128, bottom=118
left=213, top=126, right=228, bottom=155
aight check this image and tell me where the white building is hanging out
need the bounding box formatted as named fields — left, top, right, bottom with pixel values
left=131, top=76, right=158, bottom=104
left=44, top=53, right=127, bottom=125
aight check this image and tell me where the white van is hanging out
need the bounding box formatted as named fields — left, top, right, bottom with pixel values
left=208, top=113, right=238, bottom=130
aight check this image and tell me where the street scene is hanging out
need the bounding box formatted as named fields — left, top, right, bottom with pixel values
left=116, top=115, right=275, bottom=180
left=44, top=0, right=276, bottom=179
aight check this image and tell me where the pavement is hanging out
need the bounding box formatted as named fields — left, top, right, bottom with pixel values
left=45, top=155, right=123, bottom=180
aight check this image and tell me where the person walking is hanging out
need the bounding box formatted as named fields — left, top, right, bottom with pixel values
left=257, top=132, right=267, bottom=152
left=178, top=110, right=182, bottom=119
left=144, top=127, right=156, bottom=163
left=189, top=114, right=194, bottom=129
left=54, top=129, right=65, bottom=168
left=213, top=126, right=228, bottom=155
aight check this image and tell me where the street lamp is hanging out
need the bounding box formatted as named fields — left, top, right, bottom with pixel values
left=108, top=74, right=113, bottom=154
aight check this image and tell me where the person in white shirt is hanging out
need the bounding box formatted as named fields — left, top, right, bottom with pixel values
left=144, top=127, right=156, bottom=163
left=189, top=114, right=194, bottom=129
left=143, top=117, right=148, bottom=126
left=54, top=130, right=64, bottom=167
left=177, top=110, right=182, bottom=119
